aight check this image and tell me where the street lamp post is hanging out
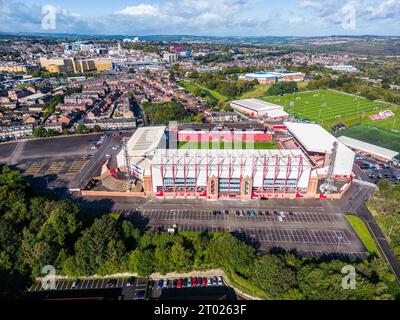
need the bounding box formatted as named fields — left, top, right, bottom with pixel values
left=336, top=236, right=343, bottom=252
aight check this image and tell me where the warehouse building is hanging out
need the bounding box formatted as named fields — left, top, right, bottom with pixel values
left=230, top=98, right=289, bottom=121
left=113, top=122, right=354, bottom=200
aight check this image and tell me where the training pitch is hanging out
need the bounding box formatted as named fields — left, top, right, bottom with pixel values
left=263, top=89, right=394, bottom=127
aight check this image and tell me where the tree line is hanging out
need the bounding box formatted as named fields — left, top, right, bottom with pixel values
left=1, top=166, right=399, bottom=299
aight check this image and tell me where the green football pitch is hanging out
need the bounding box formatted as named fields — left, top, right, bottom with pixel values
left=263, top=89, right=394, bottom=127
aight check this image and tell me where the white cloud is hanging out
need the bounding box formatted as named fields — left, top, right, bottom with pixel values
left=366, top=0, right=400, bottom=18
left=115, top=4, right=160, bottom=16
left=299, top=0, right=324, bottom=10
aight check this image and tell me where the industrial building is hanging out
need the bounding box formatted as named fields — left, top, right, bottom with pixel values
left=239, top=71, right=305, bottom=84
left=112, top=123, right=355, bottom=200
left=40, top=57, right=112, bottom=73
left=230, top=98, right=289, bottom=121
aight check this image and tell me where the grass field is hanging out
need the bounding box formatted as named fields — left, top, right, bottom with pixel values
left=263, top=89, right=395, bottom=127
left=238, top=84, right=271, bottom=99
left=194, top=82, right=229, bottom=102
left=346, top=215, right=380, bottom=256
left=178, top=141, right=277, bottom=150
left=373, top=211, right=400, bottom=262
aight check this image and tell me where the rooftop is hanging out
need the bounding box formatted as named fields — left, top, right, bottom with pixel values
left=126, top=126, right=166, bottom=157
left=338, top=135, right=399, bottom=161
left=230, top=98, right=283, bottom=112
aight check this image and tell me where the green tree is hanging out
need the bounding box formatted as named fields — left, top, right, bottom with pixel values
left=171, top=243, right=193, bottom=272
left=206, top=234, right=255, bottom=277
left=128, top=249, right=154, bottom=276
left=75, top=124, right=88, bottom=134
left=249, top=254, right=297, bottom=299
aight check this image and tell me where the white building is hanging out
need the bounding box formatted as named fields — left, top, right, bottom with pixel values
left=338, top=135, right=399, bottom=163
left=230, top=98, right=289, bottom=121
left=326, top=65, right=359, bottom=73
left=284, top=122, right=355, bottom=177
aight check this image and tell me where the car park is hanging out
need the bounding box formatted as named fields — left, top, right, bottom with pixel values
left=289, top=211, right=294, bottom=216
left=265, top=210, right=270, bottom=215
left=258, top=210, right=263, bottom=216
left=224, top=210, right=229, bottom=215
left=127, top=277, right=134, bottom=287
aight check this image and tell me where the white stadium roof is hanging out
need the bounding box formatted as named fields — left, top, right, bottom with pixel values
left=126, top=126, right=166, bottom=156
left=285, top=122, right=346, bottom=154
left=338, top=136, right=399, bottom=161
left=284, top=122, right=355, bottom=176
left=230, top=98, right=283, bottom=112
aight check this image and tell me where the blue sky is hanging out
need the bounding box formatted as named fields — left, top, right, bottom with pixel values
left=1, top=0, right=399, bottom=36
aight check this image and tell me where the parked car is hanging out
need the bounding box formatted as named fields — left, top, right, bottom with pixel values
left=71, top=279, right=79, bottom=288
left=196, top=277, right=202, bottom=287
left=187, top=277, right=192, bottom=288
left=212, top=277, right=218, bottom=286
left=247, top=210, right=256, bottom=217
left=162, top=279, right=168, bottom=288
left=217, top=276, right=223, bottom=286
left=157, top=279, right=163, bottom=289
left=192, top=277, right=197, bottom=287
left=360, top=163, right=371, bottom=169
left=207, top=278, right=212, bottom=287
left=201, top=277, right=207, bottom=287
left=182, top=278, right=188, bottom=288
left=135, top=290, right=145, bottom=300
left=177, top=278, right=182, bottom=289
left=106, top=279, right=117, bottom=288
left=127, top=277, right=134, bottom=287
left=172, top=279, right=177, bottom=288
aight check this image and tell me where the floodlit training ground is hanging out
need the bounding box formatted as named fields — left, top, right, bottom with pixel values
left=263, top=89, right=394, bottom=127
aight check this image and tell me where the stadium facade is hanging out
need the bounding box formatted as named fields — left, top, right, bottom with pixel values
left=114, top=122, right=355, bottom=200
